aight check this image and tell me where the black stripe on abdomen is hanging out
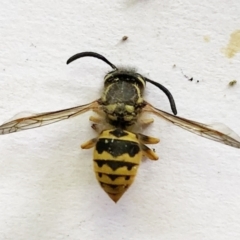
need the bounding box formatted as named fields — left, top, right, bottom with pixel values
left=94, top=159, right=138, bottom=171
left=96, top=139, right=140, bottom=157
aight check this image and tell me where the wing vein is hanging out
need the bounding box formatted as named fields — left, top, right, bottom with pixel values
left=0, top=100, right=100, bottom=135
left=143, top=102, right=240, bottom=149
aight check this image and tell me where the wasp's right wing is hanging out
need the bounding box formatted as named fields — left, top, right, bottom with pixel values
left=143, top=102, right=240, bottom=149
left=0, top=100, right=100, bottom=135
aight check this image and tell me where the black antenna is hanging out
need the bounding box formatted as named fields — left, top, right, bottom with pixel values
left=145, top=77, right=177, bottom=115
left=66, top=52, right=177, bottom=115
left=66, top=52, right=117, bottom=70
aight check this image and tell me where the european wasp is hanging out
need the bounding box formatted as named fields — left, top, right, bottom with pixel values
left=0, top=52, right=240, bottom=202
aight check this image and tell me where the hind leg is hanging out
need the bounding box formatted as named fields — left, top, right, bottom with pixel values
left=137, top=133, right=160, bottom=160
left=81, top=138, right=97, bottom=149
left=137, top=133, right=159, bottom=144
left=140, top=143, right=159, bottom=160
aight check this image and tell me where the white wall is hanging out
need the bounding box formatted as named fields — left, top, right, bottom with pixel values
left=0, top=1, right=240, bottom=239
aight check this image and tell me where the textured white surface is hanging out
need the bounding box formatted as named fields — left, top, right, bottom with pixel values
left=0, top=0, right=240, bottom=239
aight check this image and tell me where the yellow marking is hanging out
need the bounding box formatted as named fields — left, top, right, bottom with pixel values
left=100, top=183, right=127, bottom=194
left=94, top=160, right=139, bottom=175
left=136, top=97, right=143, bottom=104
left=104, top=72, right=115, bottom=81
left=107, top=192, right=125, bottom=203
left=203, top=35, right=210, bottom=42
left=136, top=76, right=146, bottom=87
left=108, top=115, right=118, bottom=121
left=124, top=115, right=133, bottom=121
left=101, top=84, right=113, bottom=102
left=99, top=129, right=138, bottom=142
left=96, top=173, right=135, bottom=185
left=89, top=115, right=102, bottom=123
left=223, top=30, right=240, bottom=58
left=125, top=105, right=134, bottom=113
left=135, top=84, right=142, bottom=96
left=101, top=95, right=106, bottom=102
left=106, top=104, right=117, bottom=113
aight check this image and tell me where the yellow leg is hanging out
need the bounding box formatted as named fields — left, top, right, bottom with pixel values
left=137, top=133, right=160, bottom=144
left=137, top=131, right=160, bottom=160
left=140, top=143, right=159, bottom=160
left=81, top=138, right=97, bottom=149
left=89, top=115, right=102, bottom=124
left=89, top=115, right=104, bottom=133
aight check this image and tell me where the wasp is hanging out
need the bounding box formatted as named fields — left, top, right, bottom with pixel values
left=0, top=52, right=240, bottom=202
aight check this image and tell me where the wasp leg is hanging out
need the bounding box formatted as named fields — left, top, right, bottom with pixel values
left=91, top=123, right=103, bottom=133
left=92, top=108, right=105, bottom=117
left=89, top=115, right=102, bottom=123
left=139, top=118, right=154, bottom=127
left=137, top=133, right=160, bottom=144
left=81, top=138, right=98, bottom=149
left=138, top=132, right=159, bottom=160
left=140, top=143, right=159, bottom=160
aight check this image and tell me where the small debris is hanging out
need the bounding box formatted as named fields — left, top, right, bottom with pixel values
left=203, top=36, right=210, bottom=42
left=181, top=69, right=193, bottom=82
left=181, top=69, right=200, bottom=83
left=229, top=80, right=237, bottom=86
left=122, top=36, right=128, bottom=41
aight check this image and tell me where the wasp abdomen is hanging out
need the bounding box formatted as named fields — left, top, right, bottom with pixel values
left=96, top=139, right=140, bottom=158
left=93, top=129, right=142, bottom=202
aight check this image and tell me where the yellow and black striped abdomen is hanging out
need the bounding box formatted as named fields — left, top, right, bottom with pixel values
left=93, top=128, right=142, bottom=202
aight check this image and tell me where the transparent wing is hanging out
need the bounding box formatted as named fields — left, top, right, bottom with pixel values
left=0, top=100, right=100, bottom=135
left=143, top=102, right=240, bottom=149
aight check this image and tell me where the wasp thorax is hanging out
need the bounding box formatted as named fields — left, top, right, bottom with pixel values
left=100, top=70, right=146, bottom=126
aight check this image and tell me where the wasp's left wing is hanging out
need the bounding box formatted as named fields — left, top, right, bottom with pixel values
left=0, top=100, right=100, bottom=135
left=143, top=102, right=240, bottom=149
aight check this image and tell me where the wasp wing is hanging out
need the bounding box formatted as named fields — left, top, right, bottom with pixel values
left=0, top=100, right=100, bottom=135
left=143, top=102, right=240, bottom=149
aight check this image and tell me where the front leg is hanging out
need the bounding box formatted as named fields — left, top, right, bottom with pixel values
left=89, top=115, right=102, bottom=124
